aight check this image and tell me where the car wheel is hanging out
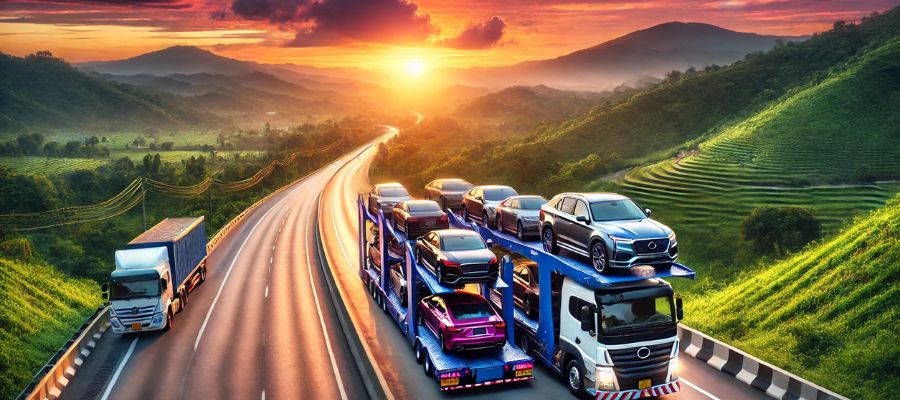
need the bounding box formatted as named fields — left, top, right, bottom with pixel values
left=517, top=221, right=525, bottom=240
left=436, top=263, right=444, bottom=284
left=439, top=331, right=449, bottom=352
left=524, top=297, right=536, bottom=319
left=566, top=359, right=585, bottom=397
left=496, top=215, right=502, bottom=231
left=482, top=211, right=490, bottom=227
left=520, top=334, right=532, bottom=355
left=404, top=222, right=410, bottom=236
left=591, top=241, right=609, bottom=274
left=543, top=227, right=560, bottom=254
left=463, top=207, right=470, bottom=221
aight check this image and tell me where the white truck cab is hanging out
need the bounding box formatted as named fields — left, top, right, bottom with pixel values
left=559, top=277, right=682, bottom=397
left=108, top=247, right=176, bottom=333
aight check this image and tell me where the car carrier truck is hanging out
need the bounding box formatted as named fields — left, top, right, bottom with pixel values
left=105, top=217, right=208, bottom=334
left=358, top=197, right=534, bottom=391
left=449, top=212, right=695, bottom=399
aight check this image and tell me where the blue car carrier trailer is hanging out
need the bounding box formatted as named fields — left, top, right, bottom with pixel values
left=449, top=212, right=696, bottom=399
left=357, top=197, right=534, bottom=391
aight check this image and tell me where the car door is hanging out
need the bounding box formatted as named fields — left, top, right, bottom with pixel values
left=570, top=199, right=594, bottom=253
left=556, top=197, right=578, bottom=247
left=503, top=199, right=518, bottom=231
left=422, top=232, right=440, bottom=269
left=393, top=202, right=406, bottom=231
left=465, top=188, right=479, bottom=218
left=513, top=265, right=528, bottom=307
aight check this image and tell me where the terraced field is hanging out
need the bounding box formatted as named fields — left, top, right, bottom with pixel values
left=0, top=157, right=106, bottom=175
left=611, top=39, right=900, bottom=234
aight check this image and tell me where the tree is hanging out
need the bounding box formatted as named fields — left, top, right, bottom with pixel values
left=64, top=140, right=82, bottom=155
left=16, top=133, right=44, bottom=155
left=740, top=207, right=821, bottom=256
left=160, top=141, right=174, bottom=151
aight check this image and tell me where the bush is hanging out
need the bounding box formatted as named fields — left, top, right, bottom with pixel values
left=740, top=207, right=821, bottom=256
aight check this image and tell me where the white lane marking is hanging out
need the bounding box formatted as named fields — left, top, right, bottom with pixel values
left=261, top=390, right=266, bottom=400
left=305, top=203, right=349, bottom=400
left=193, top=182, right=305, bottom=351
left=681, top=378, right=721, bottom=400
left=265, top=285, right=269, bottom=298
left=272, top=245, right=276, bottom=251
left=269, top=257, right=273, bottom=264
left=100, top=337, right=139, bottom=400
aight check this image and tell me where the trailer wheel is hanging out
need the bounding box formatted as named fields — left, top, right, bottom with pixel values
left=415, top=340, right=424, bottom=364
left=199, top=265, right=207, bottom=283
left=180, top=288, right=189, bottom=308
left=566, top=359, right=586, bottom=397
left=520, top=334, right=532, bottom=355
left=424, top=354, right=434, bottom=377
left=381, top=293, right=388, bottom=313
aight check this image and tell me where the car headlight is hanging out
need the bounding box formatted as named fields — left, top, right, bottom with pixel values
left=596, top=367, right=616, bottom=391
left=608, top=234, right=634, bottom=244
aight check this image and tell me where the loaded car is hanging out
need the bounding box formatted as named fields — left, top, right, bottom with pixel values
left=367, top=229, right=405, bottom=273
left=368, top=183, right=412, bottom=216
left=418, top=291, right=507, bottom=352
left=393, top=200, right=449, bottom=238
left=462, top=185, right=518, bottom=228
left=540, top=192, right=677, bottom=273
left=415, top=229, right=499, bottom=286
left=492, top=260, right=562, bottom=319
left=424, top=178, right=474, bottom=211
left=389, top=263, right=408, bottom=305
left=495, top=195, right=547, bottom=240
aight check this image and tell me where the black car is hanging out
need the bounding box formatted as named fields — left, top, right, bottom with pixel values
left=424, top=178, right=474, bottom=211
left=415, top=229, right=499, bottom=286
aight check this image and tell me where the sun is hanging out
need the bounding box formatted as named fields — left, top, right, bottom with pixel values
left=405, top=59, right=425, bottom=77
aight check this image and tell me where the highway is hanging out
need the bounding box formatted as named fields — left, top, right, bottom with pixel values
left=63, top=126, right=771, bottom=400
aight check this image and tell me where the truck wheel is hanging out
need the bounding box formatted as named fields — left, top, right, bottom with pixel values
left=591, top=241, right=609, bottom=274
left=181, top=288, right=189, bottom=308
left=424, top=354, right=434, bottom=377
left=415, top=340, right=424, bottom=364
left=199, top=266, right=207, bottom=283
left=566, top=359, right=586, bottom=397
left=543, top=227, right=560, bottom=254
left=164, top=309, right=173, bottom=331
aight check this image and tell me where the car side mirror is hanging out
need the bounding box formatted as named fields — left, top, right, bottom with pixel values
left=580, top=305, right=595, bottom=332
left=161, top=279, right=168, bottom=291
left=576, top=215, right=589, bottom=223
left=675, top=296, right=684, bottom=321
left=475, top=196, right=483, bottom=202
left=644, top=208, right=652, bottom=217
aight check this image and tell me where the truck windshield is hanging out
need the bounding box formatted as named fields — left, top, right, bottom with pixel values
left=110, top=279, right=160, bottom=300
left=590, top=200, right=646, bottom=221
left=599, top=296, right=674, bottom=333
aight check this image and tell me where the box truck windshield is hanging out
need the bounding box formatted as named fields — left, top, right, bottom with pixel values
left=110, top=274, right=160, bottom=300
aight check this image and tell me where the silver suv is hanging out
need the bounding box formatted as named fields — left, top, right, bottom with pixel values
left=539, top=193, right=677, bottom=273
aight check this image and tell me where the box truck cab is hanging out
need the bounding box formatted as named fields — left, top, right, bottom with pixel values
left=106, top=217, right=207, bottom=334
left=559, top=277, right=683, bottom=396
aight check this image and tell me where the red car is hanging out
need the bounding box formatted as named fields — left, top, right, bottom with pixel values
left=393, top=200, right=448, bottom=238
left=418, top=291, right=507, bottom=352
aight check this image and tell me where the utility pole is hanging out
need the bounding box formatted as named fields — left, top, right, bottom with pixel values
left=141, top=179, right=147, bottom=231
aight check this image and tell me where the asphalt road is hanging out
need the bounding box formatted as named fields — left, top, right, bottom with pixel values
left=63, top=126, right=771, bottom=400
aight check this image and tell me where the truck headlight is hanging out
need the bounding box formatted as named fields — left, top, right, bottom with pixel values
left=110, top=318, right=122, bottom=329
left=596, top=367, right=616, bottom=391
left=152, top=313, right=163, bottom=325
left=669, top=358, right=681, bottom=380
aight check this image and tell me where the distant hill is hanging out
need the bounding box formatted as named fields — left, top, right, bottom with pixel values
left=0, top=52, right=217, bottom=133
left=77, top=45, right=256, bottom=76
left=455, top=22, right=803, bottom=90
left=687, top=195, right=900, bottom=400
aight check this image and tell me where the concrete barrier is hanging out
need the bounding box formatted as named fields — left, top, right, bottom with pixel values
left=679, top=325, right=849, bottom=400
left=18, top=308, right=110, bottom=400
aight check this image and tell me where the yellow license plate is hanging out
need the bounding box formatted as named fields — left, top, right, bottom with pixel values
left=131, top=322, right=142, bottom=330
left=515, top=369, right=532, bottom=377
left=440, top=378, right=459, bottom=387
left=638, top=379, right=651, bottom=389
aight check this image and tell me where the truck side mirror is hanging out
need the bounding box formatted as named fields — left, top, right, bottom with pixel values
left=644, top=208, right=652, bottom=217
left=675, top=296, right=684, bottom=321
left=580, top=305, right=595, bottom=332
left=161, top=278, right=168, bottom=291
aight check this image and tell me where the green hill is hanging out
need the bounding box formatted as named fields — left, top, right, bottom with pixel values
left=0, top=254, right=101, bottom=399
left=0, top=51, right=217, bottom=133
left=686, top=196, right=900, bottom=399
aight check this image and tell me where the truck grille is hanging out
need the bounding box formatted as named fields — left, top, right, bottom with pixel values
left=460, top=263, right=488, bottom=274
left=114, top=305, right=156, bottom=323
left=608, top=342, right=673, bottom=389
left=633, top=238, right=670, bottom=254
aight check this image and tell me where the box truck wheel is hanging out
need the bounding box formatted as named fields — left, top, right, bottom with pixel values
left=164, top=308, right=173, bottom=331
left=566, top=358, right=585, bottom=397
left=199, top=265, right=207, bottom=283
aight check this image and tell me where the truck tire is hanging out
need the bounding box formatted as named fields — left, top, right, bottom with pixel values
left=199, top=265, right=207, bottom=283
left=415, top=340, right=424, bottom=364
left=164, top=309, right=173, bottom=331
left=180, top=288, right=189, bottom=308
left=566, top=358, right=586, bottom=397
left=543, top=227, right=560, bottom=254
left=424, top=354, right=434, bottom=376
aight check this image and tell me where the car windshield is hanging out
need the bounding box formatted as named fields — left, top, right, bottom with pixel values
left=408, top=202, right=441, bottom=212
left=600, top=296, right=674, bottom=333
left=448, top=301, right=494, bottom=319
left=379, top=187, right=409, bottom=197
left=519, top=197, right=547, bottom=210
left=484, top=187, right=517, bottom=201
left=590, top=200, right=646, bottom=221
left=110, top=279, right=160, bottom=300
left=442, top=182, right=471, bottom=191
left=441, top=235, right=486, bottom=251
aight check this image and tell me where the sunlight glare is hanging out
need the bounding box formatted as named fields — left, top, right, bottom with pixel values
left=405, top=59, right=425, bottom=77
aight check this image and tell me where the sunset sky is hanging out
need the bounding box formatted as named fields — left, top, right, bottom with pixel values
left=1, top=0, right=896, bottom=75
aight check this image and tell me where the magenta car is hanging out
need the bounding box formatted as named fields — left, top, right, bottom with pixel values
left=418, top=291, right=506, bottom=352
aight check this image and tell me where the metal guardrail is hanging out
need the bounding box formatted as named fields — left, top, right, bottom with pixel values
left=679, top=325, right=849, bottom=400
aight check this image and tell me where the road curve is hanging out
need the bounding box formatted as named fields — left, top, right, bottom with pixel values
left=62, top=139, right=380, bottom=400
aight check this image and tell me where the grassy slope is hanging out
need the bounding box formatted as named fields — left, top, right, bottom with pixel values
left=686, top=197, right=899, bottom=399
left=0, top=256, right=101, bottom=399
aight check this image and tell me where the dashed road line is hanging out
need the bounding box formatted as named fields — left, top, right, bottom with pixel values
left=681, top=378, right=721, bottom=400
